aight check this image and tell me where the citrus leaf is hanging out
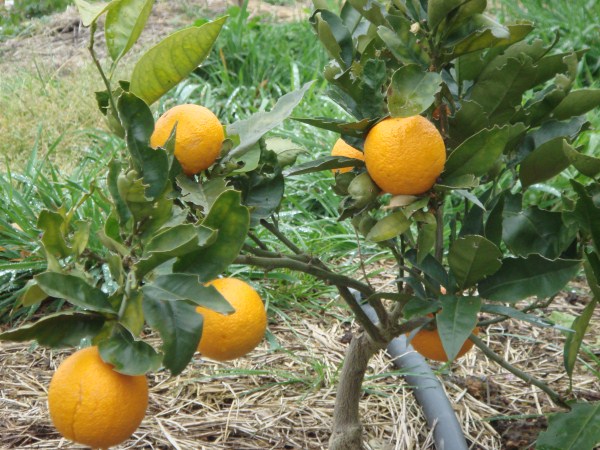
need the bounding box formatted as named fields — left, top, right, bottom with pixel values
left=19, top=279, right=48, bottom=307
left=346, top=0, right=388, bottom=27
left=285, top=156, right=364, bottom=176
left=519, top=138, right=574, bottom=188
left=436, top=295, right=481, bottom=362
left=37, top=209, right=70, bottom=258
left=226, top=81, right=314, bottom=160
left=0, top=312, right=105, bottom=348
left=142, top=292, right=203, bottom=376
left=107, top=160, right=132, bottom=225
left=448, top=20, right=532, bottom=59
left=142, top=273, right=233, bottom=312
left=478, top=255, right=581, bottom=302
left=130, top=16, right=226, bottom=105
left=98, top=324, right=161, bottom=375
left=73, top=0, right=113, bottom=26
left=448, top=235, right=502, bottom=289
left=121, top=291, right=145, bottom=336
left=292, top=117, right=375, bottom=138
left=480, top=304, right=556, bottom=329
left=105, top=0, right=154, bottom=62
left=35, top=272, right=117, bottom=315
left=571, top=180, right=600, bottom=255
left=366, top=211, right=411, bottom=242
left=427, top=0, right=464, bottom=30
left=174, top=190, right=250, bottom=281
left=117, top=92, right=168, bottom=199
left=244, top=172, right=285, bottom=226
left=553, top=89, right=600, bottom=121
left=310, top=10, right=353, bottom=67
left=536, top=402, right=600, bottom=450
left=388, top=64, right=442, bottom=117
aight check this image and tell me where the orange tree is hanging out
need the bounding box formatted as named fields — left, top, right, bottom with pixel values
left=1, top=0, right=600, bottom=449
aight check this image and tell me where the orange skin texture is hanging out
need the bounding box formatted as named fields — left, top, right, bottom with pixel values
left=364, top=116, right=446, bottom=195
left=47, top=346, right=148, bottom=449
left=196, top=278, right=267, bottom=361
left=409, top=326, right=479, bottom=362
left=150, top=104, right=224, bottom=176
left=331, top=138, right=365, bottom=174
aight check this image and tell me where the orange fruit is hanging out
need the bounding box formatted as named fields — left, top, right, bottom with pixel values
left=409, top=326, right=479, bottom=362
left=150, top=104, right=224, bottom=176
left=363, top=115, right=446, bottom=195
left=196, top=277, right=267, bottom=361
left=48, top=346, right=148, bottom=449
left=330, top=138, right=364, bottom=174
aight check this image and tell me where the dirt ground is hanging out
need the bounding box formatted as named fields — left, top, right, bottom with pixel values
left=1, top=2, right=599, bottom=449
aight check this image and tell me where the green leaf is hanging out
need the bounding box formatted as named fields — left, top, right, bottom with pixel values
left=427, top=0, right=463, bottom=30
left=346, top=0, right=388, bottom=27
left=142, top=273, right=232, bottom=312
left=388, top=65, right=442, bottom=117
left=265, top=138, right=307, bottom=168
left=436, top=295, right=481, bottom=362
left=174, top=190, right=250, bottom=281
left=226, top=81, right=314, bottom=160
left=105, top=0, right=154, bottom=62
left=571, top=181, right=600, bottom=255
left=177, top=176, right=230, bottom=211
left=121, top=291, right=145, bottom=336
left=71, top=220, right=91, bottom=257
left=444, top=124, right=516, bottom=179
left=310, top=10, right=353, bottom=67
left=117, top=92, right=168, bottom=199
left=19, top=279, right=48, bottom=307
left=98, top=324, right=161, bottom=375
left=35, top=272, right=117, bottom=315
left=0, top=312, right=105, bottom=348
left=74, top=0, right=112, bottom=26
left=478, top=255, right=581, bottom=302
left=503, top=206, right=577, bottom=258
left=285, top=156, right=365, bottom=176
left=130, top=16, right=226, bottom=105
left=520, top=138, right=574, bottom=188
left=244, top=172, right=285, bottom=226
left=448, top=20, right=532, bottom=59
left=448, top=235, right=502, bottom=289
left=143, top=291, right=203, bottom=376
left=135, top=224, right=216, bottom=278
left=480, top=304, right=556, bottom=329
left=417, top=222, right=437, bottom=264
left=553, top=89, right=600, bottom=121
left=107, top=160, right=132, bottom=225
left=37, top=209, right=70, bottom=258
left=366, top=211, right=410, bottom=242
left=536, top=402, right=600, bottom=450
left=292, top=117, right=374, bottom=138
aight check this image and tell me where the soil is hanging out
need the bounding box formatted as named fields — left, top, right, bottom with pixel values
left=1, top=2, right=599, bottom=450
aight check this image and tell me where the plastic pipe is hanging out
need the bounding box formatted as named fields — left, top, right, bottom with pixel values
left=359, top=300, right=468, bottom=450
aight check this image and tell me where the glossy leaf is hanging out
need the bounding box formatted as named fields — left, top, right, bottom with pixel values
left=0, top=312, right=105, bottom=348
left=117, top=92, right=168, bottom=199
left=174, top=190, right=250, bottom=281
left=388, top=65, right=442, bottom=117
left=478, top=255, right=581, bottom=302
left=98, top=325, right=161, bottom=375
left=448, top=20, right=532, bottom=59
left=143, top=292, right=203, bottom=376
left=285, top=156, right=364, bottom=176
left=310, top=10, right=353, bottom=67
left=226, top=81, right=313, bottom=160
left=105, top=0, right=154, bottom=62
left=244, top=172, right=285, bottom=226
left=520, top=138, right=574, bottom=188
left=347, top=0, right=388, bottom=27
left=366, top=211, right=410, bottom=242
left=536, top=402, right=600, bottom=450
left=130, top=16, right=226, bottom=105
left=121, top=291, right=145, bottom=336
left=35, top=272, right=117, bottom=315
left=74, top=0, right=112, bottom=26
left=142, top=273, right=232, bottom=312
left=553, top=89, right=600, bottom=121
left=571, top=181, right=600, bottom=255
left=428, top=0, right=463, bottom=30
left=292, top=117, right=373, bottom=138
left=436, top=295, right=481, bottom=362
left=448, top=235, right=502, bottom=288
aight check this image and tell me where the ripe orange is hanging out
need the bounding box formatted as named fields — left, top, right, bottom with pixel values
left=363, top=115, right=446, bottom=195
left=48, top=346, right=148, bottom=449
left=196, top=277, right=267, bottom=361
left=150, top=104, right=224, bottom=176
left=409, top=326, right=479, bottom=362
left=330, top=138, right=364, bottom=174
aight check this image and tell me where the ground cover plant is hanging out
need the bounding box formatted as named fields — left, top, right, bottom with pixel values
left=0, top=0, right=600, bottom=449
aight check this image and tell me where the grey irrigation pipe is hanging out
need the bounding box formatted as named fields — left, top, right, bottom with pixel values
left=358, top=297, right=469, bottom=450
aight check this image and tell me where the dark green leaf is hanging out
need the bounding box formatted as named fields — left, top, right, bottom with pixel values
left=448, top=20, right=532, bottom=58
left=436, top=295, right=481, bottom=362
left=428, top=0, right=463, bottom=30
left=35, top=272, right=117, bottom=315
left=121, top=291, right=145, bottom=336
left=310, top=10, right=353, bottom=67
left=143, top=292, right=203, bottom=376
left=536, top=402, right=600, bottom=450
left=448, top=235, right=502, bottom=288
left=285, top=156, right=365, bottom=176
left=388, top=65, right=442, bottom=117
left=292, top=117, right=374, bottom=138
left=478, top=255, right=581, bottom=302
left=571, top=181, right=600, bottom=255
left=105, top=0, right=154, bottom=62
left=244, top=172, right=284, bottom=226
left=366, top=211, right=410, bottom=242
left=98, top=325, right=161, bottom=375
left=553, top=89, right=600, bottom=121
left=117, top=92, right=168, bottom=199
left=0, top=312, right=105, bottom=348
left=142, top=273, right=232, bottom=312
left=347, top=0, right=388, bottom=27
left=174, top=190, right=249, bottom=281
left=520, top=138, right=574, bottom=188
left=130, top=17, right=226, bottom=105
left=417, top=222, right=437, bottom=264
left=226, top=82, right=314, bottom=160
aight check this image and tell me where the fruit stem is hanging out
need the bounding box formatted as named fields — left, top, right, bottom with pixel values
left=469, top=332, right=571, bottom=410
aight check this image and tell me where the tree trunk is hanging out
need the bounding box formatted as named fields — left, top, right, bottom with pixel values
left=329, top=332, right=385, bottom=450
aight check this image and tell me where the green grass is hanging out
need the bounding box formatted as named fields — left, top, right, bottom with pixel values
left=0, top=0, right=70, bottom=40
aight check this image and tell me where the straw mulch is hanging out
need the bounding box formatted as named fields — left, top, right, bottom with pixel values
left=1, top=278, right=598, bottom=449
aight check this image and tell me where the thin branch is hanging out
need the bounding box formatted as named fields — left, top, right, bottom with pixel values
left=88, top=22, right=118, bottom=121
left=260, top=218, right=302, bottom=255
left=247, top=232, right=270, bottom=251
left=469, top=333, right=570, bottom=410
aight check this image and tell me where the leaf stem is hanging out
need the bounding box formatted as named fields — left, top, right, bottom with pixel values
left=88, top=22, right=118, bottom=122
